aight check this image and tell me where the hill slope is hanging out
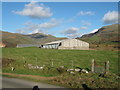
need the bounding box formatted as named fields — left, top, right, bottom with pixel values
left=1, top=31, right=65, bottom=47
left=25, top=33, right=64, bottom=44
left=80, top=24, right=119, bottom=45
left=1, top=31, right=35, bottom=47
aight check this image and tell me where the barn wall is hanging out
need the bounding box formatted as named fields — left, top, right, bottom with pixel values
left=58, top=39, right=89, bottom=50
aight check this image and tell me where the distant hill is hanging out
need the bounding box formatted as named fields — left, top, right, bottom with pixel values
left=1, top=31, right=66, bottom=47
left=25, top=33, right=65, bottom=44
left=79, top=24, right=119, bottom=45
left=1, top=31, right=35, bottom=47
left=26, top=33, right=48, bottom=39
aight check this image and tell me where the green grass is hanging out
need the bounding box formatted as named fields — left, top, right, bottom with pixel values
left=2, top=47, right=119, bottom=75
left=2, top=47, right=119, bottom=88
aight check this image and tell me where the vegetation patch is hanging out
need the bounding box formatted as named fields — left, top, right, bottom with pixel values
left=2, top=58, right=15, bottom=67
left=51, top=73, right=119, bottom=88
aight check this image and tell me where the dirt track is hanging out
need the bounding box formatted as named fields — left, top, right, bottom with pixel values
left=1, top=73, right=57, bottom=80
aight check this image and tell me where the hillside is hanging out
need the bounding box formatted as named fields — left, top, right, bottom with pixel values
left=1, top=31, right=35, bottom=47
left=79, top=24, right=119, bottom=45
left=1, top=31, right=65, bottom=47
left=25, top=33, right=65, bottom=44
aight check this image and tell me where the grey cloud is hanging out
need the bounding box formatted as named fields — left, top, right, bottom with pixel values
left=63, top=27, right=79, bottom=34
left=62, top=26, right=87, bottom=38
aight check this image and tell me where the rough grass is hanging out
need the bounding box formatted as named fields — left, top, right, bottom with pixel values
left=2, top=47, right=119, bottom=88
left=51, top=73, right=119, bottom=88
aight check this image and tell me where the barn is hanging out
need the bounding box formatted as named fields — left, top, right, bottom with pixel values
left=40, top=39, right=89, bottom=50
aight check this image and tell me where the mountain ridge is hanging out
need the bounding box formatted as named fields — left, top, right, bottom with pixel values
left=79, top=24, right=119, bottom=44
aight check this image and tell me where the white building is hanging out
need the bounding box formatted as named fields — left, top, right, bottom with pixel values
left=41, top=39, right=89, bottom=50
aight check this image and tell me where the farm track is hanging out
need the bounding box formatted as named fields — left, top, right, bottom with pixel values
left=2, top=77, right=64, bottom=88
left=1, top=73, right=57, bottom=80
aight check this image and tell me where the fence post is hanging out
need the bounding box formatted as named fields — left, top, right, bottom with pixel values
left=105, top=61, right=109, bottom=74
left=51, top=61, right=53, bottom=67
left=72, top=60, right=74, bottom=69
left=107, top=61, right=109, bottom=73
left=36, top=58, right=37, bottom=67
left=91, top=59, right=95, bottom=72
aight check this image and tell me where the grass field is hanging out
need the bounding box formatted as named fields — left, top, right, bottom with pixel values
left=2, top=47, right=119, bottom=88
left=2, top=47, right=119, bottom=74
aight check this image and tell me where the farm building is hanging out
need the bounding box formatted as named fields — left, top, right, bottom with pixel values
left=17, top=44, right=40, bottom=48
left=40, top=39, right=89, bottom=50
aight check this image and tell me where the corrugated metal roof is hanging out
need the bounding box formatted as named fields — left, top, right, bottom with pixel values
left=45, top=39, right=67, bottom=44
left=45, top=38, right=86, bottom=45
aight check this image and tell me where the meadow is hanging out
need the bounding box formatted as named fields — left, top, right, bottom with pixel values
left=2, top=47, right=119, bottom=88
left=2, top=47, right=119, bottom=74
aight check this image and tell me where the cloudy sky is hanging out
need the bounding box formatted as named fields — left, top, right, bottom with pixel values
left=2, top=2, right=118, bottom=38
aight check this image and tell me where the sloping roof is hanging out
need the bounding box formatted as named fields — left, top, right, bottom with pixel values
left=46, top=40, right=63, bottom=44
left=45, top=39, right=67, bottom=44
left=45, top=38, right=88, bottom=45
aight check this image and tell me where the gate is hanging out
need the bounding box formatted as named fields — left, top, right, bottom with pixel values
left=91, top=59, right=109, bottom=74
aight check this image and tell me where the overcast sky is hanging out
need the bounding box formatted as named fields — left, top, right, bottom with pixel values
left=2, top=2, right=118, bottom=38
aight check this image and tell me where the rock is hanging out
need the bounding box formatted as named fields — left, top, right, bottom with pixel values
left=60, top=66, right=64, bottom=68
left=81, top=69, right=89, bottom=73
left=70, top=71, right=75, bottom=74
left=75, top=68, right=81, bottom=72
left=67, top=69, right=74, bottom=72
left=11, top=67, right=15, bottom=71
